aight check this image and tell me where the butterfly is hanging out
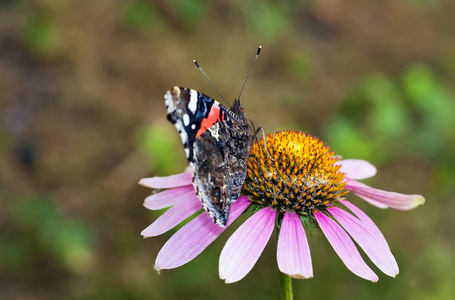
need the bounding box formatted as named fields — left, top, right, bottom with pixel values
left=165, top=86, right=252, bottom=226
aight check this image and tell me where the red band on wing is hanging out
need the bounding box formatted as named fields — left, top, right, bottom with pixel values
left=195, top=105, right=225, bottom=138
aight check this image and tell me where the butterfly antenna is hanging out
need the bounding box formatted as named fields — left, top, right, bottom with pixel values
left=238, top=45, right=262, bottom=100
left=193, top=60, right=230, bottom=108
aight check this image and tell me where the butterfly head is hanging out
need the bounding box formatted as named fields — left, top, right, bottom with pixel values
left=230, top=98, right=246, bottom=116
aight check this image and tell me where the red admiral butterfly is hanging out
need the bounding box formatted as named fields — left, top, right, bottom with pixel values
left=164, top=47, right=261, bottom=227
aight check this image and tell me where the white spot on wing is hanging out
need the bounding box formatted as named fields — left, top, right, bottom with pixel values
left=164, top=89, right=177, bottom=113
left=191, top=124, right=196, bottom=130
left=183, top=114, right=190, bottom=126
left=188, top=90, right=198, bottom=113
left=208, top=124, right=221, bottom=141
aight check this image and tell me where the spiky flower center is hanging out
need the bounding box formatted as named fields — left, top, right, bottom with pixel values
left=243, top=131, right=347, bottom=215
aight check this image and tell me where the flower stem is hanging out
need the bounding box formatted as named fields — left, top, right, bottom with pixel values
left=279, top=271, right=293, bottom=300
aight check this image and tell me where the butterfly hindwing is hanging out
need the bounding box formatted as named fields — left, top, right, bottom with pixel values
left=165, top=86, right=252, bottom=226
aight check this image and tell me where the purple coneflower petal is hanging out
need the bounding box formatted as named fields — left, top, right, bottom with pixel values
left=155, top=196, right=250, bottom=270
left=337, top=159, right=377, bottom=180
left=346, top=179, right=425, bottom=210
left=139, top=171, right=193, bottom=189
left=314, top=210, right=379, bottom=282
left=277, top=211, right=313, bottom=279
left=143, top=185, right=195, bottom=210
left=339, top=200, right=388, bottom=246
left=219, top=207, right=276, bottom=283
left=142, top=195, right=202, bottom=237
left=328, top=206, right=399, bottom=277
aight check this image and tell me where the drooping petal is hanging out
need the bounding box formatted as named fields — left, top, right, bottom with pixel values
left=337, top=159, right=377, bottom=180
left=277, top=211, right=313, bottom=279
left=346, top=179, right=425, bottom=210
left=314, top=210, right=378, bottom=282
left=328, top=206, right=399, bottom=277
left=219, top=207, right=276, bottom=283
left=155, top=196, right=250, bottom=270
left=143, top=185, right=196, bottom=210
left=339, top=200, right=388, bottom=246
left=139, top=171, right=193, bottom=189
left=141, top=196, right=202, bottom=237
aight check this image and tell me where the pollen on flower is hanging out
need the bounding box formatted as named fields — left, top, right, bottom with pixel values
left=243, top=131, right=348, bottom=215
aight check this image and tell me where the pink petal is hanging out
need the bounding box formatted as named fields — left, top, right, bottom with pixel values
left=155, top=196, right=250, bottom=270
left=328, top=206, right=399, bottom=277
left=139, top=171, right=193, bottom=189
left=277, top=211, right=313, bottom=279
left=219, top=207, right=276, bottom=283
left=346, top=179, right=425, bottom=210
left=314, top=210, right=378, bottom=282
left=339, top=200, right=388, bottom=246
left=337, top=159, right=377, bottom=180
left=144, top=185, right=196, bottom=210
left=141, top=196, right=202, bottom=237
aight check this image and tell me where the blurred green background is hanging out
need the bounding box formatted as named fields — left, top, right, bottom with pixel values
left=1, top=0, right=454, bottom=299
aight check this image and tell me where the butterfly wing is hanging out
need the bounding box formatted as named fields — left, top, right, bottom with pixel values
left=192, top=115, right=251, bottom=226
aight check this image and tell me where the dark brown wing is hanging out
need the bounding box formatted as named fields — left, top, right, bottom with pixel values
left=192, top=113, right=252, bottom=226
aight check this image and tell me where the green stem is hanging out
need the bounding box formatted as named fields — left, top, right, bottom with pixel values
left=279, top=271, right=293, bottom=300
